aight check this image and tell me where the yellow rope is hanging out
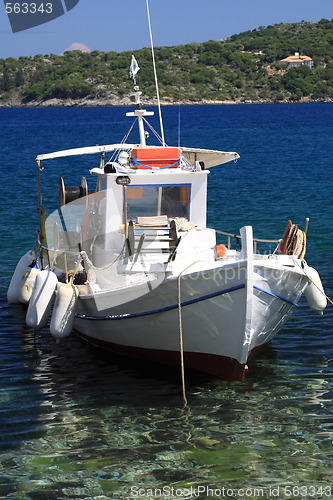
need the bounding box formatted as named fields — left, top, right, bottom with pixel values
left=177, top=261, right=202, bottom=409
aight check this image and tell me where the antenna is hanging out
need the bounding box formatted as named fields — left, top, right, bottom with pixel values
left=146, top=0, right=166, bottom=147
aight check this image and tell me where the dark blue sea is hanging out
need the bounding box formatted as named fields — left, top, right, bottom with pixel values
left=0, top=104, right=332, bottom=499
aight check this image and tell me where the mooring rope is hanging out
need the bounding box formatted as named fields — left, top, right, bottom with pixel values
left=177, top=261, right=202, bottom=409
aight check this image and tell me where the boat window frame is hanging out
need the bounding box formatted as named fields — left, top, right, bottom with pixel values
left=124, top=183, right=191, bottom=222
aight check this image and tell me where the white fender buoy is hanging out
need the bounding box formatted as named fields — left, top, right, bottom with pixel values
left=18, top=265, right=40, bottom=304
left=7, top=251, right=35, bottom=304
left=26, top=270, right=58, bottom=329
left=50, top=282, right=78, bottom=341
left=304, top=266, right=327, bottom=314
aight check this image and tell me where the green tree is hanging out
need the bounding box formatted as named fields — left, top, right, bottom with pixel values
left=281, top=66, right=315, bottom=97
left=15, top=67, right=24, bottom=87
left=1, top=67, right=11, bottom=91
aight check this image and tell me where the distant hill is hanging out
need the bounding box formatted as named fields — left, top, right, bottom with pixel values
left=0, top=19, right=332, bottom=106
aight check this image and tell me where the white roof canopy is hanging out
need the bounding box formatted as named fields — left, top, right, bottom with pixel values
left=36, top=143, right=239, bottom=168
left=180, top=147, right=240, bottom=169
left=36, top=144, right=138, bottom=161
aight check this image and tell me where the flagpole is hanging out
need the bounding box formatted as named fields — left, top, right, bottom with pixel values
left=127, top=53, right=154, bottom=148
left=146, top=0, right=165, bottom=147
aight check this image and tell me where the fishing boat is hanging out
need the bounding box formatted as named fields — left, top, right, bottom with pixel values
left=7, top=10, right=327, bottom=382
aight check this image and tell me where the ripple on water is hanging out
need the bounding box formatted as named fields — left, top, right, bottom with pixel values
left=0, top=103, right=332, bottom=499
left=0, top=314, right=331, bottom=499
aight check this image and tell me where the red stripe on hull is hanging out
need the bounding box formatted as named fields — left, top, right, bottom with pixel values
left=74, top=331, right=257, bottom=381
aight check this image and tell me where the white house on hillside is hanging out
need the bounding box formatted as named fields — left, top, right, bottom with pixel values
left=280, top=52, right=313, bottom=68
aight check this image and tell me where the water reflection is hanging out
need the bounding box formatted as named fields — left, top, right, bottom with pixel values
left=0, top=298, right=331, bottom=499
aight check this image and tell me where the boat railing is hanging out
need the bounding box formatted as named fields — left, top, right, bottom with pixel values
left=215, top=229, right=281, bottom=254
left=37, top=233, right=83, bottom=277
left=38, top=239, right=81, bottom=258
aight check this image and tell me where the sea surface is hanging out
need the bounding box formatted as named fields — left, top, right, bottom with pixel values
left=0, top=103, right=332, bottom=499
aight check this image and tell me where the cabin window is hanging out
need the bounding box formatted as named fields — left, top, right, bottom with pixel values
left=126, top=184, right=190, bottom=220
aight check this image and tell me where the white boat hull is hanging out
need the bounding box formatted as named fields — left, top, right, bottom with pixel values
left=73, top=260, right=308, bottom=381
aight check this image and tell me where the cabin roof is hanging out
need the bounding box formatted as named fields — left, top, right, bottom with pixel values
left=36, top=144, right=239, bottom=169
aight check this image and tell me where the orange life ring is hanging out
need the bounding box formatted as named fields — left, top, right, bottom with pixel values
left=215, top=244, right=227, bottom=259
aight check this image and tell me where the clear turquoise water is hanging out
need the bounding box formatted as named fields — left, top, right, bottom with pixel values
left=0, top=104, right=332, bottom=499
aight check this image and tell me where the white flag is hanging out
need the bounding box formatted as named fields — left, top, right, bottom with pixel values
left=130, top=55, right=140, bottom=79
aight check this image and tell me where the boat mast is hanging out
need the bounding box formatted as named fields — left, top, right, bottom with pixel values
left=126, top=1, right=166, bottom=149
left=126, top=86, right=153, bottom=148
left=127, top=55, right=154, bottom=148
left=146, top=0, right=165, bottom=147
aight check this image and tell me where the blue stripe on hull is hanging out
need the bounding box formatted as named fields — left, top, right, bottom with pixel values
left=253, top=285, right=298, bottom=307
left=75, top=283, right=298, bottom=321
left=75, top=283, right=246, bottom=321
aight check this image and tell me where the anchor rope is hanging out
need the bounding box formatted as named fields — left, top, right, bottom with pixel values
left=177, top=261, right=202, bottom=410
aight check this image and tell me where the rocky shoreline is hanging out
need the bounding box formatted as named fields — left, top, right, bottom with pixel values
left=0, top=93, right=331, bottom=108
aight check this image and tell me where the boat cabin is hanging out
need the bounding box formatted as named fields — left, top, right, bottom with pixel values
left=91, top=146, right=210, bottom=266
left=38, top=92, right=239, bottom=272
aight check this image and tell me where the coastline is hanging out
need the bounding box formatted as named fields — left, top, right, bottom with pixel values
left=0, top=94, right=332, bottom=108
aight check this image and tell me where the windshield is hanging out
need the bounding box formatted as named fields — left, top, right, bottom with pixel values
left=127, top=184, right=190, bottom=220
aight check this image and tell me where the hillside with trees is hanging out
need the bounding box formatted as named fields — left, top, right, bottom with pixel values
left=0, top=19, right=332, bottom=106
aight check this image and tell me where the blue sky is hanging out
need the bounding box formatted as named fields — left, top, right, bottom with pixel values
left=0, top=0, right=332, bottom=59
